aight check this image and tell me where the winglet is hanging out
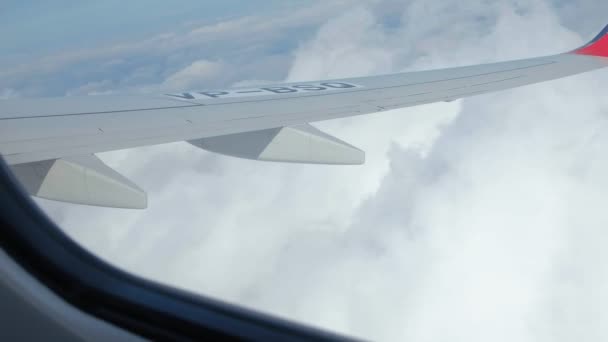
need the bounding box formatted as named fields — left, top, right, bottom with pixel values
left=574, top=24, right=608, bottom=57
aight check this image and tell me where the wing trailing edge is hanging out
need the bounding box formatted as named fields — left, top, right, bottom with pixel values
left=189, top=124, right=365, bottom=165
left=10, top=155, right=147, bottom=209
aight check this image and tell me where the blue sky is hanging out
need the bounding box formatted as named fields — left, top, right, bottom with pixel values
left=0, top=1, right=326, bottom=97
left=0, top=1, right=291, bottom=55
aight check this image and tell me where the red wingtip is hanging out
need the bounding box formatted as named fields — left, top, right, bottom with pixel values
left=574, top=24, right=608, bottom=57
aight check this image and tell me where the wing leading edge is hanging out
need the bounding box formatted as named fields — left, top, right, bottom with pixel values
left=3, top=24, right=608, bottom=208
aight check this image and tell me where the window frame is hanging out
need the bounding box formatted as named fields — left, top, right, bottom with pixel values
left=0, top=157, right=353, bottom=341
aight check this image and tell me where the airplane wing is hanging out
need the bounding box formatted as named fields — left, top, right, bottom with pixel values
left=2, top=25, right=608, bottom=208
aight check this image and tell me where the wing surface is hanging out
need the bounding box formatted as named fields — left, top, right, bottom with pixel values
left=2, top=24, right=608, bottom=207
left=3, top=30, right=608, bottom=165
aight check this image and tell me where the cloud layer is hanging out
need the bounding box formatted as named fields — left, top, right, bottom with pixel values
left=6, top=1, right=608, bottom=341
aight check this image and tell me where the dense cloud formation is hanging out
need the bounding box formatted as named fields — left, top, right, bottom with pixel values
left=4, top=1, right=608, bottom=341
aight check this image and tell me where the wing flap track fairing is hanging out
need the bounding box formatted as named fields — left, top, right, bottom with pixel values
left=189, top=123, right=365, bottom=165
left=10, top=155, right=147, bottom=209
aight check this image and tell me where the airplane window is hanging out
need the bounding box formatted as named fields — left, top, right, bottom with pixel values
left=3, top=1, right=608, bottom=341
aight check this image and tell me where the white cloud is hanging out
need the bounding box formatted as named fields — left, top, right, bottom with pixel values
left=29, top=1, right=608, bottom=341
left=0, top=88, right=19, bottom=99
left=287, top=7, right=396, bottom=81
left=65, top=80, right=115, bottom=96
left=162, top=59, right=225, bottom=90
